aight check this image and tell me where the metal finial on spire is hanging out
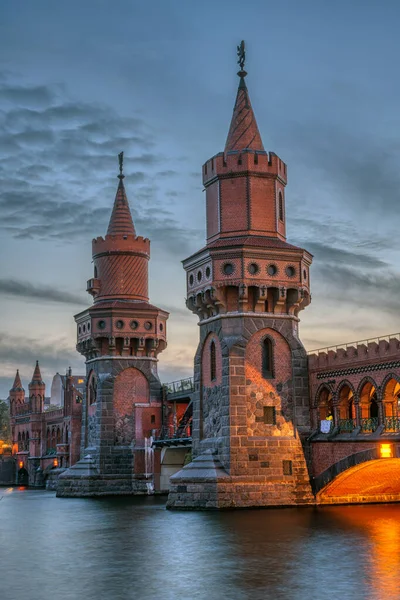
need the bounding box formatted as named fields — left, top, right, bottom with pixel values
left=118, top=151, right=124, bottom=179
left=237, top=40, right=245, bottom=71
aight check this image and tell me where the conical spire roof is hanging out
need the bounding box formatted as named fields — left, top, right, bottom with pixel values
left=106, top=153, right=136, bottom=237
left=30, top=361, right=44, bottom=385
left=224, top=44, right=264, bottom=154
left=11, top=369, right=24, bottom=392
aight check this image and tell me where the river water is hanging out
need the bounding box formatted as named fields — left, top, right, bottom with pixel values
left=1, top=488, right=400, bottom=600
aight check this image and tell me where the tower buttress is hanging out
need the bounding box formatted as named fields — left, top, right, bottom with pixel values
left=167, top=42, right=314, bottom=510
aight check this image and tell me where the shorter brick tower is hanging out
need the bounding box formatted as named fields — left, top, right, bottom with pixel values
left=167, top=43, right=314, bottom=509
left=58, top=154, right=169, bottom=497
left=9, top=370, right=25, bottom=417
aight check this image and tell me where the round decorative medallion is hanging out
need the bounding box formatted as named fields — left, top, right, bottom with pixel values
left=205, top=266, right=211, bottom=278
left=223, top=262, right=235, bottom=276
left=98, top=320, right=106, bottom=330
left=197, top=270, right=202, bottom=282
left=248, top=262, right=259, bottom=275
left=159, top=323, right=164, bottom=332
left=267, top=264, right=278, bottom=276
left=286, top=266, right=296, bottom=278
left=144, top=321, right=152, bottom=330
left=189, top=274, right=194, bottom=286
left=130, top=320, right=139, bottom=330
left=115, top=320, right=124, bottom=329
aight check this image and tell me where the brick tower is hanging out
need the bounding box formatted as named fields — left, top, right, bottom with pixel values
left=57, top=153, right=169, bottom=497
left=27, top=361, right=45, bottom=479
left=167, top=43, right=314, bottom=509
left=9, top=370, right=25, bottom=417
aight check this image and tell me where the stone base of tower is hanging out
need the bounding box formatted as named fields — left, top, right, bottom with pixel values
left=166, top=451, right=315, bottom=510
left=56, top=455, right=154, bottom=497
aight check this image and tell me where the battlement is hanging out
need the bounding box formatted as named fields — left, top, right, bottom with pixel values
left=92, top=234, right=150, bottom=257
left=202, top=150, right=287, bottom=186
left=308, top=333, right=400, bottom=370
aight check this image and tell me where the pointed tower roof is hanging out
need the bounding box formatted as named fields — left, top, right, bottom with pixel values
left=106, top=152, right=136, bottom=237
left=30, top=361, right=44, bottom=386
left=10, top=369, right=24, bottom=392
left=224, top=41, right=264, bottom=154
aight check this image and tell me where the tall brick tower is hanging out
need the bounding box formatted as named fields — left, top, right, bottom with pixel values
left=58, top=153, right=169, bottom=497
left=167, top=43, right=314, bottom=509
left=27, top=361, right=45, bottom=477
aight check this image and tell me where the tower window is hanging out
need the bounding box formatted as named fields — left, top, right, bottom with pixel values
left=262, top=337, right=274, bottom=379
left=283, top=460, right=293, bottom=475
left=210, top=340, right=217, bottom=381
left=263, top=406, right=276, bottom=425
left=94, top=266, right=98, bottom=278
left=279, top=192, right=284, bottom=222
left=151, top=415, right=156, bottom=424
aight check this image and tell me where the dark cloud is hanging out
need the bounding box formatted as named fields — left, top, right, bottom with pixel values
left=0, top=279, right=86, bottom=305
left=0, top=75, right=201, bottom=259
left=302, top=241, right=388, bottom=270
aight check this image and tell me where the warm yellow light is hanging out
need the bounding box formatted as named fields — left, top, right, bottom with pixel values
left=78, top=379, right=84, bottom=383
left=53, top=458, right=58, bottom=467
left=19, top=461, right=23, bottom=468
left=380, top=444, right=393, bottom=458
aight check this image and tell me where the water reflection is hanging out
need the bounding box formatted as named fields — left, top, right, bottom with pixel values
left=1, top=489, right=400, bottom=600
left=327, top=506, right=400, bottom=600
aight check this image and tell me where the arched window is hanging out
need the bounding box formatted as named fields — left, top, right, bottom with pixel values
left=278, top=192, right=284, bottom=222
left=46, top=428, right=50, bottom=450
left=94, top=266, right=98, bottom=278
left=88, top=373, right=97, bottom=405
left=56, top=428, right=61, bottom=445
left=210, top=340, right=216, bottom=381
left=262, top=338, right=274, bottom=379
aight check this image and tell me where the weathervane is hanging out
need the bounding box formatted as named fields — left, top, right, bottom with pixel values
left=118, top=151, right=124, bottom=179
left=237, top=40, right=246, bottom=72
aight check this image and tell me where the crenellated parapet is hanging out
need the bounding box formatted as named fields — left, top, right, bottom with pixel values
left=308, top=335, right=400, bottom=371
left=203, top=150, right=287, bottom=186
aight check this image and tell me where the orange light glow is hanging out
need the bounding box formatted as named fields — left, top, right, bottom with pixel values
left=380, top=444, right=393, bottom=458
left=53, top=458, right=58, bottom=467
left=19, top=461, right=23, bottom=468
left=78, top=379, right=84, bottom=383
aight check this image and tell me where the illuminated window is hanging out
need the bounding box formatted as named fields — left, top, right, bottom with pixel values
left=78, top=379, right=84, bottom=384
left=380, top=444, right=393, bottom=458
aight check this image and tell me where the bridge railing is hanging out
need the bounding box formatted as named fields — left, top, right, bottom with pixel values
left=163, top=377, right=194, bottom=396
left=154, top=425, right=192, bottom=441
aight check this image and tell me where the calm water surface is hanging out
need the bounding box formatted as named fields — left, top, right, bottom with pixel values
left=1, top=488, right=399, bottom=600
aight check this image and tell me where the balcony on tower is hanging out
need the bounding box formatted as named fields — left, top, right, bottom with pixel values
left=87, top=278, right=101, bottom=297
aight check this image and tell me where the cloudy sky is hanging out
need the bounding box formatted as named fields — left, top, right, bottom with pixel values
left=1, top=0, right=400, bottom=397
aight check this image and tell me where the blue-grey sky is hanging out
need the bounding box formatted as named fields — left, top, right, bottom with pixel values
left=1, top=0, right=400, bottom=397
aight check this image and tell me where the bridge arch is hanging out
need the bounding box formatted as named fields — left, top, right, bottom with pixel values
left=317, top=456, right=400, bottom=504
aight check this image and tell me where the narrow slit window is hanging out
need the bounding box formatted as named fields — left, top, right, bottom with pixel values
left=210, top=340, right=216, bottom=381
left=279, top=192, right=284, bottom=222
left=262, top=338, right=274, bottom=379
